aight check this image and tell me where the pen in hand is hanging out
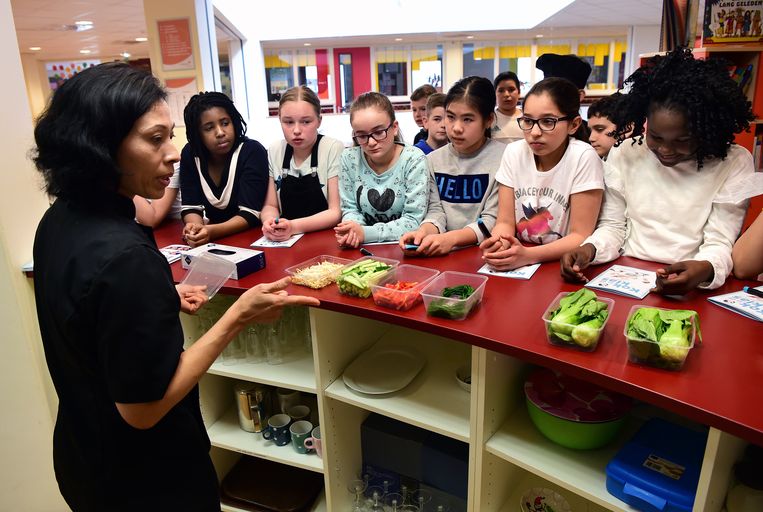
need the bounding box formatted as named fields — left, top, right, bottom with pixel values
left=477, top=217, right=492, bottom=239
left=359, top=247, right=374, bottom=257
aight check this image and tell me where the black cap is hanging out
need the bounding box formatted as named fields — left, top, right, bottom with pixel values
left=535, top=53, right=592, bottom=89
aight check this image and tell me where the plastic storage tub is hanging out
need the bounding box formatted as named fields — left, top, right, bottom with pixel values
left=624, top=305, right=699, bottom=371
left=336, top=256, right=399, bottom=298
left=370, top=264, right=440, bottom=311
left=542, top=292, right=615, bottom=352
left=606, top=417, right=707, bottom=512
left=284, top=255, right=352, bottom=289
left=420, top=271, right=487, bottom=321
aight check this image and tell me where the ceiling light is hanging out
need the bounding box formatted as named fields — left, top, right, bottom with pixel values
left=29, top=46, right=41, bottom=51
left=135, top=37, right=148, bottom=42
left=74, top=20, right=94, bottom=32
left=79, top=49, right=91, bottom=54
left=395, top=38, right=403, bottom=41
left=121, top=52, right=131, bottom=58
left=466, top=35, right=474, bottom=39
left=303, top=42, right=311, bottom=46
left=536, top=34, right=544, bottom=38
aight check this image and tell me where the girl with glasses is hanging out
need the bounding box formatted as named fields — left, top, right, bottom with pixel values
left=335, top=92, right=428, bottom=247
left=562, top=47, right=760, bottom=294
left=260, top=86, right=344, bottom=241
left=399, top=76, right=505, bottom=256
left=180, top=92, right=269, bottom=247
left=480, top=77, right=604, bottom=270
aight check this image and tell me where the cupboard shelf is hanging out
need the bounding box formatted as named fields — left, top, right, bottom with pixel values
left=323, top=327, right=472, bottom=442
left=221, top=490, right=327, bottom=512
left=208, top=350, right=317, bottom=393
left=485, top=404, right=645, bottom=512
left=499, top=472, right=612, bottom=512
left=208, top=408, right=324, bottom=474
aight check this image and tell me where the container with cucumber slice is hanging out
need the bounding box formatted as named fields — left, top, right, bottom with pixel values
left=336, top=257, right=398, bottom=298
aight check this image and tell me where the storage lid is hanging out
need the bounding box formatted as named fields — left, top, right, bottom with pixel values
left=524, top=367, right=631, bottom=423
left=605, top=417, right=707, bottom=511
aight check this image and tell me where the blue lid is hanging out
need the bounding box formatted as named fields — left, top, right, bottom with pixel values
left=606, top=418, right=707, bottom=511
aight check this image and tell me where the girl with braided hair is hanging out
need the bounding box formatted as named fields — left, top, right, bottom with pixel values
left=561, top=47, right=759, bottom=294
left=180, top=92, right=269, bottom=246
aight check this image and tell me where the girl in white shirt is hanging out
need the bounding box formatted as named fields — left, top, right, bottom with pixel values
left=561, top=47, right=758, bottom=294
left=480, top=77, right=604, bottom=270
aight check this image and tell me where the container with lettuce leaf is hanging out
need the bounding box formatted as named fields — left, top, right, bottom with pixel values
left=625, top=306, right=701, bottom=370
left=543, top=289, right=614, bottom=351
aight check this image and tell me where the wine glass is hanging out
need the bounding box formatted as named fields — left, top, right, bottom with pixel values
left=347, top=479, right=367, bottom=512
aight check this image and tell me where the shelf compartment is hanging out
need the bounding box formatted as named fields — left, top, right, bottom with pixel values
left=208, top=408, right=323, bottom=474
left=208, top=349, right=317, bottom=393
left=221, top=489, right=327, bottom=512
left=485, top=404, right=643, bottom=512
left=499, top=471, right=611, bottom=512
left=324, top=327, right=471, bottom=442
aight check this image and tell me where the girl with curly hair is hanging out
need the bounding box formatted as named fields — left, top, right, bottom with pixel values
left=180, top=92, right=269, bottom=247
left=561, top=47, right=759, bottom=294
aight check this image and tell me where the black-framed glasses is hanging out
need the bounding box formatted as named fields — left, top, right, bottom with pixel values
left=517, top=116, right=573, bottom=132
left=352, top=123, right=394, bottom=145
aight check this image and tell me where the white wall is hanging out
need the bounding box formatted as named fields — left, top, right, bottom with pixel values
left=625, top=25, right=662, bottom=77
left=0, top=0, right=68, bottom=509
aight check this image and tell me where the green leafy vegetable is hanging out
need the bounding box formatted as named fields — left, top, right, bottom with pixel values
left=626, top=307, right=701, bottom=369
left=426, top=284, right=477, bottom=319
left=546, top=289, right=609, bottom=349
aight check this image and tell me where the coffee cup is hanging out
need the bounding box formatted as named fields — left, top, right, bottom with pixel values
left=289, top=420, right=313, bottom=454
left=276, top=387, right=301, bottom=414
left=261, top=413, right=291, bottom=446
left=304, top=426, right=322, bottom=458
left=287, top=404, right=310, bottom=422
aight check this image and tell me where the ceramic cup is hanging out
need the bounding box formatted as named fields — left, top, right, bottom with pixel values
left=276, top=387, right=301, bottom=414
left=261, top=413, right=291, bottom=446
left=287, top=404, right=311, bottom=422
left=304, top=426, right=322, bottom=458
left=289, top=420, right=313, bottom=454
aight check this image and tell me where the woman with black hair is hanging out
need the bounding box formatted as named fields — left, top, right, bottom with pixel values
left=32, top=62, right=319, bottom=511
left=180, top=91, right=269, bottom=247
left=561, top=47, right=759, bottom=294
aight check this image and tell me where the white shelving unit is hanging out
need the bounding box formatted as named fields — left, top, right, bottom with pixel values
left=187, top=302, right=746, bottom=512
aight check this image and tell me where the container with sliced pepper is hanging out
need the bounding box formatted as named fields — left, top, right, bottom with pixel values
left=370, top=264, right=440, bottom=311
left=421, top=271, right=488, bottom=320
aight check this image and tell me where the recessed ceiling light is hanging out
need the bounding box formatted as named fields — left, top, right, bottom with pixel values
left=394, top=38, right=403, bottom=42
left=29, top=46, right=41, bottom=51
left=536, top=34, right=544, bottom=38
left=74, top=20, right=94, bottom=32
left=303, top=43, right=311, bottom=46
left=79, top=49, right=91, bottom=54
left=135, top=37, right=148, bottom=42
left=75, top=20, right=93, bottom=26
left=466, top=35, right=474, bottom=39
left=121, top=52, right=131, bottom=58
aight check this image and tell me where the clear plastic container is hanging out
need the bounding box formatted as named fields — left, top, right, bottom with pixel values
left=542, top=292, right=615, bottom=352
left=420, top=271, right=487, bottom=321
left=180, top=251, right=236, bottom=300
left=284, top=255, right=352, bottom=289
left=624, top=305, right=698, bottom=371
left=336, top=256, right=399, bottom=298
left=370, top=264, right=440, bottom=311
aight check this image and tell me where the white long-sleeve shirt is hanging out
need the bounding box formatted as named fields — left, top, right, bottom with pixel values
left=584, top=141, right=757, bottom=289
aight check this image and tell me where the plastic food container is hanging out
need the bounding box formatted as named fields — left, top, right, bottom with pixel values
left=180, top=251, right=236, bottom=300
left=420, top=271, right=488, bottom=321
left=524, top=367, right=631, bottom=450
left=284, top=255, right=352, bottom=289
left=542, top=292, right=615, bottom=352
left=624, top=305, right=698, bottom=371
left=370, top=264, right=440, bottom=311
left=336, top=256, right=399, bottom=298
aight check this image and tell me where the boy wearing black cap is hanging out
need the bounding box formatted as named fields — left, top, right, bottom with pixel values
left=535, top=53, right=592, bottom=140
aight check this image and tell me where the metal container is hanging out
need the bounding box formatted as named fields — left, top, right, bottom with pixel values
left=235, top=382, right=271, bottom=433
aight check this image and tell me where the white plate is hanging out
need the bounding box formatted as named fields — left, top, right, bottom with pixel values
left=342, top=346, right=426, bottom=395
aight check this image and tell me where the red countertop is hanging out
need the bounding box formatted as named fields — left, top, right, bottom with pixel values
left=156, top=222, right=763, bottom=446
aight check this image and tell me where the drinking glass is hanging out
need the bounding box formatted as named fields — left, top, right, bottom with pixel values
left=245, top=325, right=267, bottom=363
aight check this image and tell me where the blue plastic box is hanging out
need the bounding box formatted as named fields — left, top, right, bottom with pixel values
left=606, top=418, right=708, bottom=512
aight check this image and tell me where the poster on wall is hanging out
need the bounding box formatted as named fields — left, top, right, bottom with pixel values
left=158, top=18, right=195, bottom=71
left=46, top=60, right=101, bottom=91
left=702, top=0, right=763, bottom=45
left=166, top=77, right=198, bottom=126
